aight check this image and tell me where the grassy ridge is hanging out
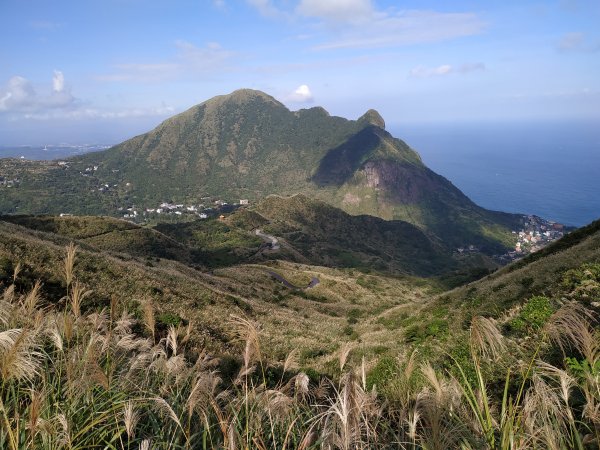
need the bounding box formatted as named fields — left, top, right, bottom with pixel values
left=0, top=218, right=439, bottom=368
left=249, top=194, right=457, bottom=275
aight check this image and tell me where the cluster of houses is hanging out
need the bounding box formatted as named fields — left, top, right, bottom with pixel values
left=513, top=216, right=564, bottom=253
left=453, top=215, right=566, bottom=264
left=497, top=215, right=565, bottom=263
left=455, top=244, right=479, bottom=255
left=80, top=166, right=99, bottom=177
left=121, top=198, right=250, bottom=221
left=0, top=176, right=19, bottom=188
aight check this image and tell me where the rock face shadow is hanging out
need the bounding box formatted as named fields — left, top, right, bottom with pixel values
left=312, top=126, right=383, bottom=187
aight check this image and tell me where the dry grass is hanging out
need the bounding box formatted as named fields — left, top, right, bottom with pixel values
left=1, top=263, right=598, bottom=449
left=0, top=229, right=598, bottom=448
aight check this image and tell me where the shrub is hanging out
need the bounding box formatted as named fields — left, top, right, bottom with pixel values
left=508, top=295, right=554, bottom=333
left=157, top=311, right=183, bottom=327
left=347, top=308, right=362, bottom=324
left=366, top=356, right=398, bottom=390
left=404, top=318, right=448, bottom=343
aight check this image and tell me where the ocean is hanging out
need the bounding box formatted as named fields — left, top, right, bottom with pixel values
left=393, top=120, right=600, bottom=227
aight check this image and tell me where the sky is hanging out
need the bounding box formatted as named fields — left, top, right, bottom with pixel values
left=1, top=0, right=599, bottom=145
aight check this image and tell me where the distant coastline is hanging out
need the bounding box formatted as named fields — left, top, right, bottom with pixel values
left=0, top=144, right=112, bottom=160
left=397, top=120, right=600, bottom=227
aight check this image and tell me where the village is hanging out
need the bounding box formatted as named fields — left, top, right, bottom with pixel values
left=498, top=215, right=565, bottom=263
left=454, top=215, right=566, bottom=264
left=120, top=198, right=249, bottom=221
left=3, top=161, right=569, bottom=260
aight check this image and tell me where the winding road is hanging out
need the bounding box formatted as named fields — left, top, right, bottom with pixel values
left=255, top=229, right=280, bottom=250
left=265, top=270, right=320, bottom=290
left=254, top=229, right=319, bottom=289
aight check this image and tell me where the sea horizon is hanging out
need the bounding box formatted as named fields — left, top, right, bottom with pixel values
left=391, top=119, right=599, bottom=227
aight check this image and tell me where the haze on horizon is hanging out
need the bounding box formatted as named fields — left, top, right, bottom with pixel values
left=1, top=0, right=599, bottom=145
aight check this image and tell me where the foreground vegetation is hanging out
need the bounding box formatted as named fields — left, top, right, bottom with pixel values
left=1, top=244, right=598, bottom=449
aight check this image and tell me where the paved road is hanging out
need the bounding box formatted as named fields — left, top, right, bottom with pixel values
left=255, top=229, right=319, bottom=289
left=255, top=229, right=280, bottom=250
left=266, top=270, right=320, bottom=290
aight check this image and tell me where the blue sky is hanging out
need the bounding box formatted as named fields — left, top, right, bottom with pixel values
left=1, top=0, right=599, bottom=145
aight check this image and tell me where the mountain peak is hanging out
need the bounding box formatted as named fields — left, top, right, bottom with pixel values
left=358, top=109, right=385, bottom=129
left=203, top=88, right=284, bottom=108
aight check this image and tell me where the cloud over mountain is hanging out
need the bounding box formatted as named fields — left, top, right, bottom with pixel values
left=285, top=84, right=314, bottom=103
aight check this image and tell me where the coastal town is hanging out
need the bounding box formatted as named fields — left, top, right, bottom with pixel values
left=454, top=215, right=566, bottom=264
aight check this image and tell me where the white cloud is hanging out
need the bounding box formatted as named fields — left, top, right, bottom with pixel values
left=29, top=20, right=62, bottom=31
left=53, top=70, right=65, bottom=92
left=296, top=0, right=373, bottom=23
left=0, top=71, right=77, bottom=113
left=98, top=41, right=234, bottom=83
left=242, top=2, right=485, bottom=50
left=410, top=64, right=453, bottom=78
left=285, top=84, right=314, bottom=103
left=558, top=32, right=584, bottom=51
left=555, top=32, right=600, bottom=53
left=312, top=10, right=486, bottom=50
left=0, top=71, right=177, bottom=122
left=246, top=0, right=286, bottom=18
left=175, top=40, right=233, bottom=72
left=458, top=62, right=486, bottom=73
left=409, top=62, right=485, bottom=78
left=22, top=104, right=176, bottom=121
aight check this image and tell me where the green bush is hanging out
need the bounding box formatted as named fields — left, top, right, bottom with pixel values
left=404, top=318, right=448, bottom=343
left=366, top=356, right=398, bottom=390
left=347, top=308, right=362, bottom=324
left=562, top=263, right=600, bottom=302
left=509, top=295, right=554, bottom=332
left=157, top=311, right=183, bottom=327
left=342, top=325, right=359, bottom=340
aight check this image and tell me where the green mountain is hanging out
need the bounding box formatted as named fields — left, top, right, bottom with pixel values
left=0, top=89, right=522, bottom=251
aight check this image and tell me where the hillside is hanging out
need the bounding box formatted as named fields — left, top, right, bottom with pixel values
left=0, top=213, right=598, bottom=449
left=0, top=89, right=523, bottom=253
left=0, top=214, right=195, bottom=264
left=2, top=195, right=461, bottom=276
left=3, top=211, right=596, bottom=367
left=154, top=194, right=460, bottom=276
left=382, top=218, right=600, bottom=361
left=250, top=194, right=457, bottom=275
left=439, top=218, right=600, bottom=316
left=0, top=217, right=439, bottom=368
